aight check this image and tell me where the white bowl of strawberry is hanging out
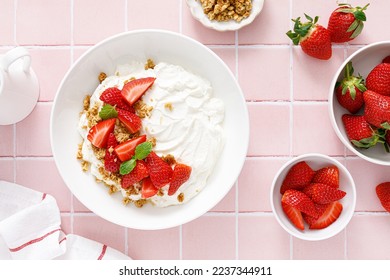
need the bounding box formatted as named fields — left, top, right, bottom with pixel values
left=270, top=154, right=356, bottom=241
left=50, top=30, right=249, bottom=230
left=329, top=41, right=390, bottom=165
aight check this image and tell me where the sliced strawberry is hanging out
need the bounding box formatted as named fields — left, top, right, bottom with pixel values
left=309, top=201, right=343, bottom=229
left=121, top=77, right=156, bottom=106
left=141, top=177, right=159, bottom=199
left=376, top=182, right=390, bottom=212
left=168, top=164, right=192, bottom=196
left=312, top=166, right=339, bottom=188
left=104, top=133, right=120, bottom=173
left=114, top=135, right=147, bottom=162
left=281, top=189, right=318, bottom=218
left=280, top=161, right=315, bottom=194
left=117, top=108, right=142, bottom=134
left=121, top=160, right=149, bottom=189
left=302, top=203, right=329, bottom=226
left=303, top=183, right=346, bottom=204
left=87, top=118, right=116, bottom=148
left=145, top=152, right=173, bottom=188
left=99, top=87, right=135, bottom=112
left=282, top=202, right=305, bottom=230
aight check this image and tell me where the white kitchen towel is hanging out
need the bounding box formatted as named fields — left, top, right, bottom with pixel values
left=0, top=180, right=130, bottom=260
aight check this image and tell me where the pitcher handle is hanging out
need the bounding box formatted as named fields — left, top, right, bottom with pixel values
left=0, top=47, right=31, bottom=73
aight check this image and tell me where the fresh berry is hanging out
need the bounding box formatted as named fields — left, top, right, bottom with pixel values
left=145, top=152, right=173, bottom=188
left=327, top=3, right=369, bottom=43
left=168, top=164, right=192, bottom=196
left=104, top=133, right=120, bottom=173
left=121, top=160, right=149, bottom=189
left=303, top=183, right=346, bottom=204
left=386, top=131, right=390, bottom=146
left=363, top=90, right=390, bottom=129
left=312, top=166, right=339, bottom=188
left=366, top=63, right=390, bottom=96
left=376, top=182, right=390, bottom=212
left=87, top=118, right=116, bottom=148
left=99, top=87, right=135, bottom=112
left=342, top=114, right=383, bottom=149
left=309, top=201, right=343, bottom=229
left=281, top=189, right=318, bottom=218
left=141, top=177, right=159, bottom=199
left=382, top=56, right=390, bottom=64
left=286, top=14, right=332, bottom=60
left=282, top=202, right=305, bottom=230
left=117, top=108, right=142, bottom=134
left=121, top=77, right=156, bottom=106
left=302, top=203, right=329, bottom=226
left=114, top=135, right=147, bottom=162
left=280, top=161, right=315, bottom=194
left=336, top=62, right=366, bottom=114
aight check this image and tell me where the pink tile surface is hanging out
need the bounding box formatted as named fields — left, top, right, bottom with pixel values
left=2, top=0, right=390, bottom=261
left=127, top=227, right=180, bottom=260
left=238, top=216, right=290, bottom=259
left=0, top=0, right=14, bottom=45
left=0, top=125, right=14, bottom=156
left=239, top=0, right=290, bottom=45
left=16, top=0, right=71, bottom=45
left=239, top=47, right=290, bottom=101
left=15, top=158, right=71, bottom=212
left=15, top=103, right=52, bottom=156
left=182, top=216, right=235, bottom=259
left=74, top=0, right=125, bottom=45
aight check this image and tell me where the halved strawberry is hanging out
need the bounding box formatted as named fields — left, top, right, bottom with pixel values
left=99, top=87, right=135, bottom=112
left=117, top=108, right=142, bottom=134
left=376, top=182, right=390, bottom=212
left=87, top=118, right=116, bottom=148
left=281, top=189, right=318, bottom=218
left=303, top=183, right=346, bottom=204
left=121, top=160, right=149, bottom=189
left=168, top=164, right=192, bottom=196
left=121, top=77, right=156, bottom=106
left=302, top=203, right=329, bottom=226
left=282, top=202, right=305, bottom=231
left=145, top=152, right=173, bottom=188
left=309, top=201, right=343, bottom=229
left=280, top=161, right=315, bottom=194
left=141, top=177, right=159, bottom=199
left=114, top=135, right=147, bottom=162
left=104, top=133, right=120, bottom=173
left=312, top=166, right=339, bottom=188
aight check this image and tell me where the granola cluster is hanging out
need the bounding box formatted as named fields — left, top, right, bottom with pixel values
left=200, top=0, right=252, bottom=22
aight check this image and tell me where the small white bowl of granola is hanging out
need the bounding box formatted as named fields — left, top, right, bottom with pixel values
left=186, top=0, right=264, bottom=31
left=50, top=30, right=249, bottom=230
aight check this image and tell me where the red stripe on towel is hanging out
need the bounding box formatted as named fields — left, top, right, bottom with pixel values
left=97, top=244, right=107, bottom=260
left=41, top=193, right=47, bottom=200
left=9, top=228, right=61, bottom=252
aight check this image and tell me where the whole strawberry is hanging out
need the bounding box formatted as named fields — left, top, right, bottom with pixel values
left=286, top=14, right=332, bottom=60
left=327, top=3, right=369, bottom=43
left=342, top=114, right=385, bottom=149
left=366, top=63, right=390, bottom=96
left=336, top=62, right=366, bottom=114
left=363, top=90, right=390, bottom=129
left=376, top=182, right=390, bottom=212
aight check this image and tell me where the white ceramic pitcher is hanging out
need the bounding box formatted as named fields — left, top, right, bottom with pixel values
left=0, top=47, right=39, bottom=125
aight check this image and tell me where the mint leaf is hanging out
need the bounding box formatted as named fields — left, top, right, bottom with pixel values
left=134, top=141, right=153, bottom=160
left=99, top=104, right=118, bottom=120
left=119, top=158, right=136, bottom=175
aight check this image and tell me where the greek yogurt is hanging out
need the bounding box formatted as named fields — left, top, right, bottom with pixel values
left=78, top=61, right=225, bottom=207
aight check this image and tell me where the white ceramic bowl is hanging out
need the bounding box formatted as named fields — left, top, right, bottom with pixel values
left=270, top=154, right=356, bottom=241
left=185, top=0, right=264, bottom=31
left=329, top=41, right=390, bottom=165
left=50, top=30, right=249, bottom=230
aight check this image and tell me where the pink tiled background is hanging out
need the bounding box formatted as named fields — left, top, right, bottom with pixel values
left=1, top=0, right=390, bottom=260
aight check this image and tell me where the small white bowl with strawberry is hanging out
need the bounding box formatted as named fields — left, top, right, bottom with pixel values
left=329, top=41, right=390, bottom=165
left=270, top=154, right=356, bottom=241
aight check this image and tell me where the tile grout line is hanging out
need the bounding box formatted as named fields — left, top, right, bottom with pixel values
left=13, top=0, right=18, bottom=183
